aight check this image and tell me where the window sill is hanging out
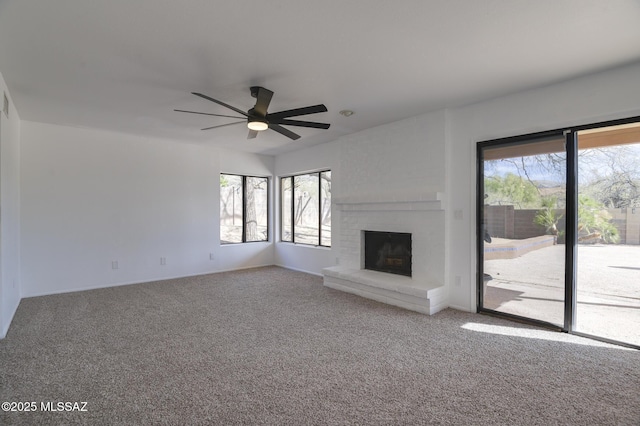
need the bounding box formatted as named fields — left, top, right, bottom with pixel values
left=277, top=241, right=331, bottom=250
left=221, top=240, right=271, bottom=246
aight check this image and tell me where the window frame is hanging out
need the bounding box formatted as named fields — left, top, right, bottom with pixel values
left=220, top=173, right=270, bottom=244
left=280, top=170, right=331, bottom=247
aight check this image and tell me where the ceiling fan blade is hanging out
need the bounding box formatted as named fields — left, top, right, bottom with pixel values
left=201, top=121, right=245, bottom=131
left=267, top=104, right=328, bottom=120
left=247, top=129, right=258, bottom=139
left=192, top=92, right=248, bottom=117
left=268, top=118, right=330, bottom=129
left=269, top=123, right=301, bottom=140
left=174, top=109, right=244, bottom=120
left=253, top=87, right=273, bottom=117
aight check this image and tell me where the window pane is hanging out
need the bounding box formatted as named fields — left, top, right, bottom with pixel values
left=575, top=122, right=640, bottom=347
left=320, top=171, right=331, bottom=246
left=245, top=176, right=268, bottom=242
left=281, top=177, right=292, bottom=242
left=481, top=137, right=566, bottom=326
left=220, top=174, right=243, bottom=244
left=293, top=173, right=319, bottom=245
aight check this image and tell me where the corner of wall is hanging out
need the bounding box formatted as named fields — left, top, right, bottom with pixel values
left=0, top=70, right=22, bottom=339
left=443, top=108, right=454, bottom=308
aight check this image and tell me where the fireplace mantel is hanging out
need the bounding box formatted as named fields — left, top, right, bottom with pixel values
left=333, top=191, right=444, bottom=212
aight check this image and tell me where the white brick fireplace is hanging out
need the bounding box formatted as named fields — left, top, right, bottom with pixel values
left=323, top=191, right=447, bottom=314
left=322, top=111, right=450, bottom=315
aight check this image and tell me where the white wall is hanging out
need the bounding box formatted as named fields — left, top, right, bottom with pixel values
left=448, top=61, right=640, bottom=311
left=20, top=122, right=274, bottom=297
left=338, top=112, right=447, bottom=198
left=0, top=72, right=21, bottom=339
left=274, top=142, right=337, bottom=275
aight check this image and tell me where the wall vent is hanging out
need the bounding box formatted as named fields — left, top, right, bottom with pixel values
left=3, top=92, right=8, bottom=118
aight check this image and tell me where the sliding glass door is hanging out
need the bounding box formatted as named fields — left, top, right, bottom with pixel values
left=478, top=117, right=640, bottom=349
left=575, top=123, right=640, bottom=347
left=479, top=133, right=567, bottom=328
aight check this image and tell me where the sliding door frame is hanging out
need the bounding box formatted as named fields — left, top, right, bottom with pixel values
left=564, top=130, right=578, bottom=332
left=477, top=115, right=640, bottom=349
left=476, top=129, right=567, bottom=332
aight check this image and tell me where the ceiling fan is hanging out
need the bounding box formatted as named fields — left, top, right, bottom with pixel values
left=175, top=86, right=330, bottom=140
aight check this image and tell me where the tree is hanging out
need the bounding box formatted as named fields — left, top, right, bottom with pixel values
left=534, top=196, right=563, bottom=236
left=577, top=195, right=619, bottom=243
left=245, top=177, right=267, bottom=241
left=484, top=173, right=540, bottom=208
left=245, top=179, right=257, bottom=241
left=579, top=145, right=640, bottom=208
left=489, top=145, right=640, bottom=208
left=320, top=172, right=331, bottom=226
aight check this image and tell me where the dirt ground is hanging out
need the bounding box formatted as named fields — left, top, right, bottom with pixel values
left=483, top=243, right=640, bottom=347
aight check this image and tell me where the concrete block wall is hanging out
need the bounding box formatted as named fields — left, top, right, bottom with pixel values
left=485, top=206, right=565, bottom=240
left=484, top=205, right=514, bottom=238
left=610, top=208, right=640, bottom=244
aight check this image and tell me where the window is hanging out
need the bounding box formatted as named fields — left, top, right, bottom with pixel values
left=281, top=170, right=331, bottom=246
left=220, top=174, right=269, bottom=244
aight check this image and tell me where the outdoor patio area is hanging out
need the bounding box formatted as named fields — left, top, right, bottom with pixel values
left=484, top=242, right=640, bottom=347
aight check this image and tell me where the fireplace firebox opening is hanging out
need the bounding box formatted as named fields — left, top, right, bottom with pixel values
left=363, top=231, right=412, bottom=277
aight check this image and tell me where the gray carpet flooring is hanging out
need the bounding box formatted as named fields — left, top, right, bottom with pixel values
left=1, top=266, right=638, bottom=425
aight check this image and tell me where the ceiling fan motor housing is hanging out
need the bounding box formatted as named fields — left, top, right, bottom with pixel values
left=250, top=86, right=262, bottom=99
left=247, top=107, right=264, bottom=119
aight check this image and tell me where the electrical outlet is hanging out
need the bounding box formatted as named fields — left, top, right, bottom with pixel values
left=111, top=261, right=119, bottom=270
left=160, top=257, right=166, bottom=265
left=209, top=253, right=215, bottom=260
left=454, top=276, right=461, bottom=287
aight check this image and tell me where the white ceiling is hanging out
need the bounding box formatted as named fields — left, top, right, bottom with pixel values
left=1, top=1, right=640, bottom=155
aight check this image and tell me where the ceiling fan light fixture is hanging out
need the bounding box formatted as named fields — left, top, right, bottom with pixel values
left=247, top=119, right=268, bottom=131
